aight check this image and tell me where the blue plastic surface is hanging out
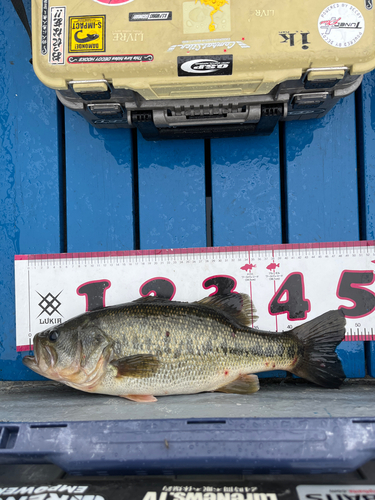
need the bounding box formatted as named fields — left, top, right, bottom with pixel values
left=0, top=0, right=61, bottom=380
left=285, top=96, right=365, bottom=378
left=65, top=110, right=135, bottom=253
left=1, top=418, right=375, bottom=475
left=0, top=0, right=374, bottom=383
left=358, top=72, right=375, bottom=376
left=137, top=134, right=206, bottom=249
left=210, top=129, right=282, bottom=247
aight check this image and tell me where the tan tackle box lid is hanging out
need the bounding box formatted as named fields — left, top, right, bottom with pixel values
left=32, top=0, right=375, bottom=100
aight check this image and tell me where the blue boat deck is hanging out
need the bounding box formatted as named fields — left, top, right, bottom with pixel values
left=1, top=0, right=375, bottom=381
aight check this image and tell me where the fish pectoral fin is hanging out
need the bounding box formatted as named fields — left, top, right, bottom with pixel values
left=215, top=374, right=260, bottom=394
left=121, top=394, right=158, bottom=403
left=111, top=354, right=160, bottom=378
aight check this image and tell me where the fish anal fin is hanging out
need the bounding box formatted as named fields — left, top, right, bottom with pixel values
left=196, top=293, right=258, bottom=326
left=215, top=374, right=259, bottom=394
left=121, top=394, right=158, bottom=403
left=111, top=354, right=160, bottom=378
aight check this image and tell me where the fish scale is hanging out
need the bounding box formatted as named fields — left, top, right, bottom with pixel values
left=23, top=294, right=347, bottom=402
left=88, top=301, right=297, bottom=396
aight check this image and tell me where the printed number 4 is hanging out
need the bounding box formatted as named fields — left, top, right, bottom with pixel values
left=269, top=270, right=375, bottom=320
left=269, top=272, right=311, bottom=320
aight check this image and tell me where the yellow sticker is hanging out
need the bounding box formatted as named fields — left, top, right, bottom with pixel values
left=183, top=1, right=230, bottom=34
left=69, top=16, right=105, bottom=53
left=195, top=0, right=228, bottom=32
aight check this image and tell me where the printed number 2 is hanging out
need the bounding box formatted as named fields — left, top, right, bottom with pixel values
left=337, top=270, right=375, bottom=318
left=269, top=272, right=311, bottom=320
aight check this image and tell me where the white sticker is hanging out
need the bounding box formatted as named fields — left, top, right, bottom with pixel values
left=318, top=3, right=365, bottom=48
left=167, top=38, right=250, bottom=52
left=297, top=485, right=375, bottom=500
left=49, top=6, right=66, bottom=64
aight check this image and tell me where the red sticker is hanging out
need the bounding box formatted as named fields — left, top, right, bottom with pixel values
left=93, top=0, right=134, bottom=4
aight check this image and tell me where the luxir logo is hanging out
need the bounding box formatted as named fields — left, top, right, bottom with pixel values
left=178, top=55, right=233, bottom=77
left=37, top=291, right=63, bottom=325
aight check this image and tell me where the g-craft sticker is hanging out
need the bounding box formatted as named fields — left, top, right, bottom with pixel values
left=41, top=0, right=49, bottom=55
left=318, top=3, right=365, bottom=48
left=69, top=16, right=105, bottom=53
left=129, top=12, right=172, bottom=21
left=67, top=54, right=153, bottom=63
left=49, top=7, right=65, bottom=65
left=178, top=55, right=233, bottom=76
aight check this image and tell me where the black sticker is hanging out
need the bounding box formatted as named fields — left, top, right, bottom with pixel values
left=41, top=0, right=49, bottom=55
left=279, top=31, right=310, bottom=50
left=177, top=55, right=233, bottom=77
left=67, top=54, right=153, bottom=64
left=366, top=0, right=373, bottom=9
left=129, top=11, right=172, bottom=21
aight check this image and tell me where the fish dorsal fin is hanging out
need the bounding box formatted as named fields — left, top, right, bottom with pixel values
left=195, top=293, right=258, bottom=326
left=131, top=296, right=173, bottom=305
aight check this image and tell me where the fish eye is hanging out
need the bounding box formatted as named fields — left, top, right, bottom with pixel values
left=49, top=331, right=59, bottom=342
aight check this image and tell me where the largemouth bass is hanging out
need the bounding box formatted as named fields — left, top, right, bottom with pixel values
left=23, top=294, right=346, bottom=403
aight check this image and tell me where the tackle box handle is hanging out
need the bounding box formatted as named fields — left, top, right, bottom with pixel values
left=132, top=104, right=285, bottom=141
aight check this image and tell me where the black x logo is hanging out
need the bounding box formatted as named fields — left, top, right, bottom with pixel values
left=37, top=291, right=63, bottom=317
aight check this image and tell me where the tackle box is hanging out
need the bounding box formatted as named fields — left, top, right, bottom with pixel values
left=31, top=0, right=374, bottom=139
left=3, top=0, right=375, bottom=482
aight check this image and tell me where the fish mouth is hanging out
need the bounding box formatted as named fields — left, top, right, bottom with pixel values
left=22, top=355, right=37, bottom=368
left=22, top=334, right=40, bottom=372
left=22, top=334, right=55, bottom=375
left=22, top=354, right=43, bottom=375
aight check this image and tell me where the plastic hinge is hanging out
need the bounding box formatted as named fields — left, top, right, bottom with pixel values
left=0, top=426, right=19, bottom=450
left=88, top=103, right=125, bottom=120
left=131, top=110, right=159, bottom=138
left=254, top=104, right=284, bottom=134
left=78, top=90, right=111, bottom=101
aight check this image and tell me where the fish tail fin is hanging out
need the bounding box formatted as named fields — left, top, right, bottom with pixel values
left=290, top=310, right=346, bottom=388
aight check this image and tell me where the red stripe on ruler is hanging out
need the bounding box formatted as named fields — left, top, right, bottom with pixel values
left=17, top=345, right=33, bottom=352
left=14, top=240, right=375, bottom=261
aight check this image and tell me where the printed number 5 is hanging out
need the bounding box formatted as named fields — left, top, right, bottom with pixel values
left=337, top=270, right=375, bottom=318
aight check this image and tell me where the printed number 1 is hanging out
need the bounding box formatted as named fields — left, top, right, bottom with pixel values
left=77, top=280, right=111, bottom=312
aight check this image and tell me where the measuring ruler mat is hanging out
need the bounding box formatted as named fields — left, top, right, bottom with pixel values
left=14, top=240, right=375, bottom=351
